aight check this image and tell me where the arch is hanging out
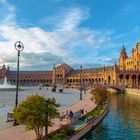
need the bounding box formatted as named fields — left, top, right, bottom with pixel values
left=102, top=78, right=104, bottom=82
left=119, top=74, right=123, bottom=86
left=70, top=79, right=72, bottom=83
left=95, top=78, right=98, bottom=84
left=67, top=79, right=69, bottom=83
left=99, top=78, right=101, bottom=83
left=108, top=76, right=111, bottom=84
left=132, top=75, right=136, bottom=88
left=73, top=79, right=75, bottom=83
left=138, top=75, right=140, bottom=88
left=92, top=79, right=94, bottom=84
left=125, top=74, right=130, bottom=87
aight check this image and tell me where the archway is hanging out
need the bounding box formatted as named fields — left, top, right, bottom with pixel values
left=132, top=75, right=136, bottom=88
left=108, top=76, right=111, bottom=84
left=99, top=78, right=101, bottom=83
left=138, top=75, right=140, bottom=88
left=125, top=75, right=130, bottom=87
left=70, top=79, right=72, bottom=83
left=119, top=74, right=123, bottom=86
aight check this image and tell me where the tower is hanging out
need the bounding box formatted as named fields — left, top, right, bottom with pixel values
left=119, top=45, right=128, bottom=71
left=136, top=42, right=140, bottom=70
left=52, top=64, right=56, bottom=85
left=1, top=64, right=7, bottom=76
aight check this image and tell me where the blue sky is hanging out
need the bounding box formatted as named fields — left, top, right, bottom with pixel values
left=0, top=0, right=140, bottom=70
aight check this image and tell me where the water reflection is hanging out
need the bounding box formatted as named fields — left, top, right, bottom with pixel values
left=82, top=93, right=140, bottom=140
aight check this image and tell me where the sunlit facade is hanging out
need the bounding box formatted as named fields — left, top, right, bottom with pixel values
left=0, top=42, right=140, bottom=88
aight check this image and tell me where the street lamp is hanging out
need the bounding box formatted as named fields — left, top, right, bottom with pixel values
left=122, top=70, right=124, bottom=87
left=80, top=65, right=82, bottom=100
left=45, top=98, right=50, bottom=139
left=96, top=70, right=98, bottom=85
left=13, top=41, right=24, bottom=126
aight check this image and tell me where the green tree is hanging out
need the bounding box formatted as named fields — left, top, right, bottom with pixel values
left=90, top=86, right=108, bottom=105
left=13, top=95, right=59, bottom=140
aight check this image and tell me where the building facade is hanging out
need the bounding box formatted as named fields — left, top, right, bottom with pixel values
left=1, top=42, right=140, bottom=88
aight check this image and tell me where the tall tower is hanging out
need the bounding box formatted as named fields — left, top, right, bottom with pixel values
left=119, top=45, right=128, bottom=71
left=135, top=42, right=140, bottom=70
left=52, top=64, right=56, bottom=85
left=1, top=64, right=7, bottom=76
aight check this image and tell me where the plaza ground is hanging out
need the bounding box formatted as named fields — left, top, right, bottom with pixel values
left=0, top=88, right=96, bottom=140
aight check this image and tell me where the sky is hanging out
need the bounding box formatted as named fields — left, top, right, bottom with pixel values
left=0, top=0, right=140, bottom=70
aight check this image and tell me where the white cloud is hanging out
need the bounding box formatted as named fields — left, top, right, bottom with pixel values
left=0, top=0, right=114, bottom=70
left=56, top=7, right=89, bottom=31
left=0, top=0, right=16, bottom=25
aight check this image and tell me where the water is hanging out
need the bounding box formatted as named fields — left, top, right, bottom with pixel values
left=0, top=87, right=83, bottom=130
left=82, top=93, right=140, bottom=140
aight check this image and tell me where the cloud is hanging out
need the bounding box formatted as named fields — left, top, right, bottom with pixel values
left=0, top=0, right=115, bottom=70
left=55, top=7, right=89, bottom=31
left=0, top=0, right=16, bottom=24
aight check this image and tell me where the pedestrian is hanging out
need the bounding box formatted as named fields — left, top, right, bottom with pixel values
left=69, top=110, right=73, bottom=118
left=80, top=108, right=84, bottom=116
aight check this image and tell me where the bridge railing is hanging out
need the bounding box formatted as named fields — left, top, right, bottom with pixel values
left=103, top=84, right=125, bottom=92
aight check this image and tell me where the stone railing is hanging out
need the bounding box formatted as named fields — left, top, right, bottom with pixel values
left=67, top=103, right=109, bottom=140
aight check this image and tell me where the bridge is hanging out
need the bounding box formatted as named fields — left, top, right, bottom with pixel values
left=103, top=84, right=125, bottom=93
left=84, top=84, right=125, bottom=93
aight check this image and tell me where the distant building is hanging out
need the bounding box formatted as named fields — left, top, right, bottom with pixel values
left=0, top=42, right=140, bottom=88
left=119, top=42, right=140, bottom=71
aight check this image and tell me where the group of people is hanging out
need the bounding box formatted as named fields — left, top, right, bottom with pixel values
left=60, top=108, right=85, bottom=121
left=60, top=110, right=73, bottom=121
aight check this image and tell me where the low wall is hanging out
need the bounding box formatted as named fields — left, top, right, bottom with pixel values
left=125, top=88, right=140, bottom=95
left=67, top=104, right=109, bottom=140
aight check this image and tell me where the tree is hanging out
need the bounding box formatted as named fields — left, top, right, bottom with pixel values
left=13, top=95, right=59, bottom=140
left=90, top=86, right=108, bottom=105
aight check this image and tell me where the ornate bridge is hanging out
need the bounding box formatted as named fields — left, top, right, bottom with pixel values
left=103, top=84, right=125, bottom=93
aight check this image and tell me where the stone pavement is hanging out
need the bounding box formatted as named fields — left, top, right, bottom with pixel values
left=0, top=89, right=96, bottom=140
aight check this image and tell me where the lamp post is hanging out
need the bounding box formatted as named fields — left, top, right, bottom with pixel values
left=13, top=41, right=24, bottom=126
left=96, top=70, right=98, bottom=85
left=122, top=70, right=124, bottom=87
left=80, top=65, right=82, bottom=100
left=90, top=71, right=92, bottom=86
left=45, top=98, right=51, bottom=140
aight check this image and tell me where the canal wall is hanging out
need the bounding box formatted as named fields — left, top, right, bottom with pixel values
left=125, top=88, right=140, bottom=95
left=67, top=104, right=109, bottom=140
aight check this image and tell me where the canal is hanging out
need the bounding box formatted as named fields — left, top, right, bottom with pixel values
left=82, top=93, right=140, bottom=140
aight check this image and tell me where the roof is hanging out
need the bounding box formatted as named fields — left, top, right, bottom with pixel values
left=56, top=63, right=73, bottom=70
left=68, top=66, right=114, bottom=75
left=7, top=70, right=52, bottom=76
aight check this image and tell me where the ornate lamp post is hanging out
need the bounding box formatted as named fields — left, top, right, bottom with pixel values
left=90, top=71, right=92, bottom=86
left=122, top=70, right=124, bottom=87
left=80, top=66, right=82, bottom=100
left=13, top=41, right=24, bottom=126
left=96, top=70, right=98, bottom=85
left=80, top=65, right=82, bottom=100
left=45, top=98, right=50, bottom=139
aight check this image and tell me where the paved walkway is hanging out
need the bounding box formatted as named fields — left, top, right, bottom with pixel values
left=0, top=89, right=96, bottom=140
